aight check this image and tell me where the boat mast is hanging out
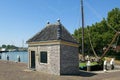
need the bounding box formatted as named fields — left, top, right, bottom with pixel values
left=81, top=0, right=85, bottom=60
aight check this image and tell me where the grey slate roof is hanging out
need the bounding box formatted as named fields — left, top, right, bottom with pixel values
left=27, top=21, right=78, bottom=43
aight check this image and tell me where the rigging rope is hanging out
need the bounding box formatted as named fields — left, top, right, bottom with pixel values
left=87, top=27, right=98, bottom=58
left=85, top=1, right=117, bottom=33
left=116, top=35, right=120, bottom=46
left=106, top=22, right=117, bottom=33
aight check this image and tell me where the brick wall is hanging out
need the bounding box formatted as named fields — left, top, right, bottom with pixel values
left=36, top=45, right=60, bottom=75
left=60, top=44, right=79, bottom=75
left=28, top=43, right=79, bottom=75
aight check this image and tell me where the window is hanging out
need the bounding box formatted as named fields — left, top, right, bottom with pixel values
left=40, top=52, right=47, bottom=63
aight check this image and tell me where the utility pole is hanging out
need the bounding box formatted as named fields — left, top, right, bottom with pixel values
left=81, top=0, right=85, bottom=60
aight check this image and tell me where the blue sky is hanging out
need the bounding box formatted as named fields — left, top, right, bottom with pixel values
left=0, top=0, right=120, bottom=47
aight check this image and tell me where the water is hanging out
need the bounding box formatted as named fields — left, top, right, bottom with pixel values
left=0, top=52, right=28, bottom=63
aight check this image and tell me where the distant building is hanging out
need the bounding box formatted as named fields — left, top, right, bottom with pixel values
left=27, top=20, right=79, bottom=75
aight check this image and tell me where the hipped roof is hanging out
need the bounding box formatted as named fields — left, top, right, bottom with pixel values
left=27, top=20, right=78, bottom=44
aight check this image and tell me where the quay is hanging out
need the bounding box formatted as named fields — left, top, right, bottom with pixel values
left=0, top=60, right=120, bottom=80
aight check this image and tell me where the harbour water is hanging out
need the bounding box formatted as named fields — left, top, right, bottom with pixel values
left=0, top=52, right=28, bottom=63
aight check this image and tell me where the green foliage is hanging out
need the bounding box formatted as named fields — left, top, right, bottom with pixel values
left=73, top=8, right=120, bottom=56
left=2, top=44, right=6, bottom=48
left=1, top=44, right=18, bottom=50
left=79, top=62, right=98, bottom=67
left=6, top=45, right=18, bottom=50
left=107, top=8, right=120, bottom=31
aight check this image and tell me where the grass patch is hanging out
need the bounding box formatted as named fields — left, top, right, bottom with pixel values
left=79, top=63, right=86, bottom=67
left=79, top=62, right=103, bottom=71
left=79, top=62, right=98, bottom=68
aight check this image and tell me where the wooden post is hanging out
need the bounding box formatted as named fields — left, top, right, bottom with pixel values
left=81, top=0, right=85, bottom=60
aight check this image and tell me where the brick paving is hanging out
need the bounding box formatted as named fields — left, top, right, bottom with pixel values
left=0, top=60, right=120, bottom=80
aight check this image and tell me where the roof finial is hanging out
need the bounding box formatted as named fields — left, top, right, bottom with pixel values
left=47, top=21, right=50, bottom=24
left=57, top=18, right=60, bottom=22
left=57, top=18, right=61, bottom=25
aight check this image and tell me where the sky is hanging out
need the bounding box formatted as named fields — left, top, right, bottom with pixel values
left=0, top=0, right=120, bottom=47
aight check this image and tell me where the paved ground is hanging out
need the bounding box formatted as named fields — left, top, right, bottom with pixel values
left=0, top=60, right=120, bottom=80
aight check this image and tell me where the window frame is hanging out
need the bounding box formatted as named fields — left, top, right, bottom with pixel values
left=40, top=51, right=48, bottom=64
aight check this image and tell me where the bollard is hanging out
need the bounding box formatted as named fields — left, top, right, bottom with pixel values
left=87, top=60, right=91, bottom=71
left=110, top=58, right=114, bottom=70
left=111, top=64, right=114, bottom=70
left=6, top=55, right=9, bottom=61
left=17, top=55, right=21, bottom=62
left=103, top=60, right=107, bottom=71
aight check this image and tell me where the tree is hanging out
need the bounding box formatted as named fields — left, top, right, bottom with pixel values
left=2, top=44, right=6, bottom=48
left=107, top=8, right=120, bottom=31
left=73, top=8, right=120, bottom=56
left=6, top=45, right=18, bottom=50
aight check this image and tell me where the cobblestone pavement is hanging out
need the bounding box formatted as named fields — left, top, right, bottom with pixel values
left=0, top=60, right=120, bottom=80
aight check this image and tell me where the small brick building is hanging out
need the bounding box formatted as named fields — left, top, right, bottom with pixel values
left=27, top=20, right=79, bottom=75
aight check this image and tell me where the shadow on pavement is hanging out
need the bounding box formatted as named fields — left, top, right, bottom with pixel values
left=79, top=70, right=97, bottom=77
left=61, top=70, right=97, bottom=77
